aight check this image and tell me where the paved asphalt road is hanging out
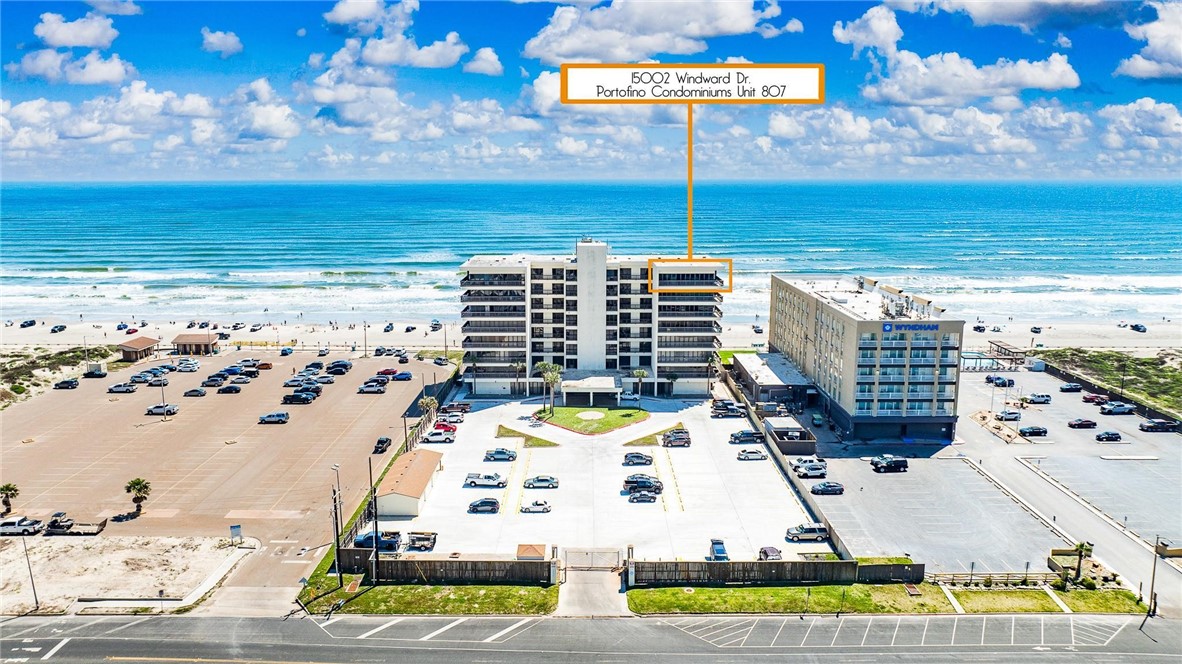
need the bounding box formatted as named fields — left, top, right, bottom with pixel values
left=1, top=614, right=1179, bottom=663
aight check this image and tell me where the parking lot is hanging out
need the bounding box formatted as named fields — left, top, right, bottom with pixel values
left=0, top=349, right=433, bottom=568
left=958, top=368, right=1182, bottom=544
left=377, top=399, right=827, bottom=562
left=809, top=457, right=1067, bottom=572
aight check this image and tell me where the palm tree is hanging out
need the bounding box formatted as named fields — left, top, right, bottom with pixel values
left=631, top=368, right=648, bottom=397
left=418, top=396, right=439, bottom=417
left=532, top=362, right=561, bottom=412
left=1073, top=541, right=1094, bottom=581
left=666, top=373, right=680, bottom=397
left=125, top=478, right=152, bottom=514
left=510, top=361, right=527, bottom=397
left=0, top=483, right=18, bottom=514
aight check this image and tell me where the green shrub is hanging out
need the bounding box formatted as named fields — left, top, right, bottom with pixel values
left=983, top=576, right=993, bottom=588
left=1051, top=579, right=1068, bottom=592
left=1081, top=577, right=1097, bottom=590
left=11, top=384, right=26, bottom=395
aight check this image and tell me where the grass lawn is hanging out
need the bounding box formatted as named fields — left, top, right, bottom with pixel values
left=624, top=422, right=684, bottom=447
left=627, top=584, right=954, bottom=615
left=952, top=589, right=1062, bottom=613
left=717, top=349, right=757, bottom=366
left=304, top=577, right=558, bottom=615
left=414, top=349, right=465, bottom=364
left=497, top=424, right=559, bottom=448
left=533, top=406, right=650, bottom=435
left=1035, top=348, right=1182, bottom=418
left=1055, top=589, right=1145, bottom=614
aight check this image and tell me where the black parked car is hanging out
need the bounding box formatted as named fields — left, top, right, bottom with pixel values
left=1019, top=426, right=1048, bottom=437
left=373, top=437, right=392, bottom=453
left=1130, top=323, right=1147, bottom=333
left=1059, top=383, right=1083, bottom=392
left=20, top=319, right=36, bottom=328
left=283, top=393, right=314, bottom=404
left=871, top=455, right=909, bottom=472
left=623, top=452, right=653, bottom=466
left=217, top=385, right=242, bottom=394
left=82, top=369, right=107, bottom=378
left=53, top=379, right=79, bottom=389
left=1095, top=431, right=1122, bottom=442
left=384, top=323, right=395, bottom=332
left=468, top=498, right=500, bottom=513
left=50, top=325, right=67, bottom=333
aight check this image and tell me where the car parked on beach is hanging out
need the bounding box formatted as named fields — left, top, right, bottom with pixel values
left=50, top=325, right=66, bottom=333
left=20, top=320, right=36, bottom=328
left=125, top=328, right=138, bottom=335
left=384, top=323, right=395, bottom=333
left=217, top=385, right=241, bottom=395
left=1130, top=323, right=1147, bottom=333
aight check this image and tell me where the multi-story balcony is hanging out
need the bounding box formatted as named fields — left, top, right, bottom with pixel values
left=879, top=340, right=909, bottom=347
left=530, top=314, right=565, bottom=325
left=909, top=357, right=937, bottom=365
left=461, top=322, right=526, bottom=334
left=461, top=274, right=525, bottom=288
left=531, top=331, right=565, bottom=339
left=659, top=292, right=723, bottom=303
left=656, top=276, right=724, bottom=288
left=461, top=292, right=525, bottom=303
left=657, top=322, right=721, bottom=334
left=619, top=343, right=652, bottom=354
left=659, top=338, right=721, bottom=349
left=658, top=306, right=723, bottom=318
left=465, top=366, right=524, bottom=378
left=911, top=340, right=939, bottom=348
left=464, top=351, right=528, bottom=365
left=463, top=336, right=526, bottom=349
left=657, top=352, right=713, bottom=364
left=619, top=315, right=654, bottom=325
left=859, top=339, right=878, bottom=348
left=461, top=306, right=526, bottom=319
left=530, top=284, right=565, bottom=295
left=618, top=303, right=651, bottom=311
left=661, top=368, right=711, bottom=378
left=878, top=373, right=907, bottom=382
left=530, top=342, right=565, bottom=353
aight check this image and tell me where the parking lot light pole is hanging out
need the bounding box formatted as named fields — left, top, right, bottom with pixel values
left=331, top=463, right=342, bottom=536
left=363, top=321, right=368, bottom=358
left=1148, top=535, right=1160, bottom=617
left=330, top=487, right=342, bottom=589
left=21, top=535, right=38, bottom=611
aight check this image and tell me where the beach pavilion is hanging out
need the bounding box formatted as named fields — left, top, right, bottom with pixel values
left=172, top=333, right=220, bottom=356
left=118, top=337, right=160, bottom=362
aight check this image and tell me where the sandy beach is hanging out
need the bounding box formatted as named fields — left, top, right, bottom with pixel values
left=2, top=315, right=1178, bottom=359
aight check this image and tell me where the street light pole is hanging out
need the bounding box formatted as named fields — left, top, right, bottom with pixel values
left=331, top=487, right=342, bottom=589
left=331, top=463, right=342, bottom=536
left=1148, top=535, right=1160, bottom=616
left=1120, top=359, right=1128, bottom=400
left=363, top=321, right=368, bottom=358
left=21, top=535, right=39, bottom=611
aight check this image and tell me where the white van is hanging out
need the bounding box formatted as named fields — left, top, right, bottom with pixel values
left=1023, top=393, right=1052, bottom=404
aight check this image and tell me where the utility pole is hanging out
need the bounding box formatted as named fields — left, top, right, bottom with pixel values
left=21, top=535, right=39, bottom=611
left=369, top=457, right=378, bottom=584
left=1120, top=358, right=1128, bottom=400
left=330, top=464, right=342, bottom=536
left=331, top=487, right=342, bottom=589
left=363, top=320, right=368, bottom=358
left=1148, top=535, right=1160, bottom=616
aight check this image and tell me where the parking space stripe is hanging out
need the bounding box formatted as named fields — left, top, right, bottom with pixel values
left=830, top=618, right=845, bottom=647
left=920, top=617, right=930, bottom=645
left=103, top=617, right=154, bottom=635
left=356, top=618, right=402, bottom=639
left=419, top=618, right=465, bottom=641
left=890, top=617, right=901, bottom=646
left=860, top=617, right=872, bottom=646
left=800, top=617, right=816, bottom=646
left=1102, top=619, right=1130, bottom=646
left=1011, top=616, right=1015, bottom=645
left=482, top=618, right=532, bottom=642
left=981, top=615, right=987, bottom=645
left=321, top=617, right=345, bottom=627
left=771, top=617, right=788, bottom=647
left=40, top=638, right=69, bottom=660
left=690, top=620, right=729, bottom=635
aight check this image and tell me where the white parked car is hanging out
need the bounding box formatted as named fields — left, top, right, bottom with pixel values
left=258, top=411, right=290, bottom=424
left=521, top=500, right=552, bottom=513
left=177, top=364, right=198, bottom=373
left=315, top=375, right=335, bottom=384
left=231, top=376, right=251, bottom=384
left=358, top=384, right=386, bottom=394
left=283, top=378, right=305, bottom=387
left=108, top=383, right=137, bottom=393
left=239, top=358, right=259, bottom=367
left=146, top=403, right=179, bottom=416
left=422, top=430, right=455, bottom=443
left=620, top=392, right=640, bottom=401
left=442, top=412, right=464, bottom=423
left=1023, top=393, right=1052, bottom=404
left=994, top=410, right=1022, bottom=421
left=791, top=456, right=827, bottom=470
left=147, top=377, right=169, bottom=387
left=737, top=449, right=768, bottom=461
left=796, top=463, right=827, bottom=479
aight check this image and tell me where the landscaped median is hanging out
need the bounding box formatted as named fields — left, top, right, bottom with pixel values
left=624, top=422, right=685, bottom=447
left=627, top=584, right=954, bottom=615
left=533, top=406, right=650, bottom=434
left=497, top=424, right=559, bottom=448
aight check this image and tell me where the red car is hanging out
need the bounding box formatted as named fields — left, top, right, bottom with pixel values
left=1082, top=394, right=1108, bottom=405
left=433, top=422, right=457, bottom=432
left=126, top=327, right=139, bottom=334
left=1068, top=418, right=1098, bottom=429
left=376, top=368, right=398, bottom=375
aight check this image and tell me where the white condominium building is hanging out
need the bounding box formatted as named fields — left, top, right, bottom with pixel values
left=768, top=275, right=965, bottom=442
left=459, top=238, right=725, bottom=403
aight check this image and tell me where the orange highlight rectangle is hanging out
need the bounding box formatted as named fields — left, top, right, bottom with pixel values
left=561, top=63, right=824, bottom=105
left=647, top=258, right=733, bottom=294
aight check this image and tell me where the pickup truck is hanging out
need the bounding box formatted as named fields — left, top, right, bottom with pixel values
left=354, top=530, right=401, bottom=550
left=1100, top=402, right=1136, bottom=415
left=423, top=430, right=455, bottom=443
left=707, top=538, right=729, bottom=561
left=465, top=473, right=507, bottom=487
left=44, top=512, right=107, bottom=536
left=441, top=402, right=472, bottom=413
left=484, top=448, right=518, bottom=461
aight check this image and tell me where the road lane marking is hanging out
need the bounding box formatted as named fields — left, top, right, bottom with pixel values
left=356, top=618, right=402, bottom=639
left=103, top=617, right=154, bottom=635
left=482, top=618, right=532, bottom=642
left=40, top=638, right=68, bottom=660
left=419, top=618, right=466, bottom=641
left=269, top=539, right=298, bottom=544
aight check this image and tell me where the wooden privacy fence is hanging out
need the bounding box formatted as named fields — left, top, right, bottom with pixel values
left=630, top=560, right=858, bottom=586
left=337, top=548, right=555, bottom=585
left=856, top=563, right=926, bottom=584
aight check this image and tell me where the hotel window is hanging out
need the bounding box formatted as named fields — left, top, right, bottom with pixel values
left=566, top=315, right=578, bottom=326
left=606, top=358, right=617, bottom=369
left=566, top=359, right=578, bottom=369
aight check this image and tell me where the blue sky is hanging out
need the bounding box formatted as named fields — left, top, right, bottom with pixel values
left=2, top=0, right=1180, bottom=180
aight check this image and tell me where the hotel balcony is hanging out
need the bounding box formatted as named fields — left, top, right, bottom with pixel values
left=910, top=340, right=939, bottom=348
left=460, top=292, right=525, bottom=303
left=656, top=276, right=725, bottom=289
left=530, top=314, right=566, bottom=325
left=657, top=322, right=722, bottom=334
left=464, top=351, right=528, bottom=365
left=461, top=306, right=526, bottom=319
left=461, top=274, right=525, bottom=288
left=462, top=337, right=526, bottom=350
left=464, top=366, right=524, bottom=379
left=659, top=338, right=722, bottom=349
left=658, top=306, right=723, bottom=319
left=659, top=368, right=711, bottom=378
left=657, top=352, right=713, bottom=364
left=909, top=357, right=937, bottom=365
left=659, top=292, right=723, bottom=303
left=530, top=284, right=565, bottom=295
left=461, top=322, right=526, bottom=334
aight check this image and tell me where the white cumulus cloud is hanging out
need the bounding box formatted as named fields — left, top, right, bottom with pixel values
left=34, top=12, right=119, bottom=48
left=201, top=27, right=244, bottom=58
left=4, top=49, right=70, bottom=82
left=1115, top=1, right=1182, bottom=79
left=85, top=0, right=142, bottom=15
left=463, top=47, right=504, bottom=76
left=891, top=0, right=1126, bottom=32
left=65, top=51, right=135, bottom=84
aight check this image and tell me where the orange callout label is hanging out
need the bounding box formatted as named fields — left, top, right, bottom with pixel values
left=560, top=63, right=824, bottom=105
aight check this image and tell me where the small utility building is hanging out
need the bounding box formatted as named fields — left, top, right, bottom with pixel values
left=118, top=337, right=160, bottom=362
left=375, top=449, right=444, bottom=517
left=732, top=352, right=815, bottom=407
left=172, top=333, right=219, bottom=356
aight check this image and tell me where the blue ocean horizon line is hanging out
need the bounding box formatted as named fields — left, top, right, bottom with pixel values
left=5, top=179, right=1182, bottom=187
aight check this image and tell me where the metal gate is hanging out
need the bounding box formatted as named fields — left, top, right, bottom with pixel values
left=563, top=548, right=622, bottom=571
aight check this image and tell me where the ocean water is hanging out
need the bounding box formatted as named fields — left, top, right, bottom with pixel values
left=1, top=182, right=1179, bottom=323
